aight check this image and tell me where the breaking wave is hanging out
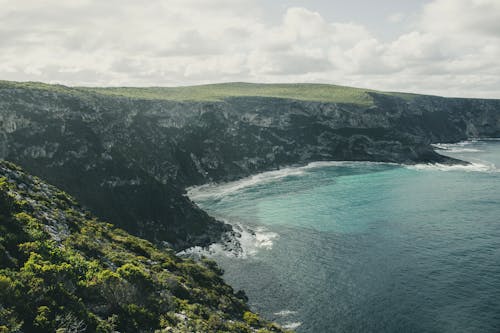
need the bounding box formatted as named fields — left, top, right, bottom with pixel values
left=407, top=162, right=498, bottom=173
left=282, top=322, right=303, bottom=330
left=187, top=167, right=308, bottom=200
left=274, top=310, right=302, bottom=331
left=178, top=222, right=278, bottom=259
left=432, top=142, right=482, bottom=153
left=187, top=161, right=397, bottom=200
left=274, top=310, right=298, bottom=316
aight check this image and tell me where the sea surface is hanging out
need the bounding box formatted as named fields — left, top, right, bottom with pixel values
left=186, top=140, right=500, bottom=333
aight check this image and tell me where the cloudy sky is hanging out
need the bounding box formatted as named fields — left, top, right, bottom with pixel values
left=1, top=0, right=499, bottom=97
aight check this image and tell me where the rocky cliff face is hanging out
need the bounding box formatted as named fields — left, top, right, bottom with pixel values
left=1, top=82, right=499, bottom=249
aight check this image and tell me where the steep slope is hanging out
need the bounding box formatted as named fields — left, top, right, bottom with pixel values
left=0, top=160, right=288, bottom=333
left=0, top=81, right=499, bottom=249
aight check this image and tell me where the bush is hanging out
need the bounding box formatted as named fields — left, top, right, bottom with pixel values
left=243, top=311, right=260, bottom=327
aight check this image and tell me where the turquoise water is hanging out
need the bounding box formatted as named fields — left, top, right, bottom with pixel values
left=188, top=140, right=500, bottom=333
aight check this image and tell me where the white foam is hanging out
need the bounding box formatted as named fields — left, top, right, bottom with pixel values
left=430, top=140, right=500, bottom=171
left=187, top=160, right=396, bottom=200
left=432, top=138, right=500, bottom=153
left=252, top=226, right=277, bottom=250
left=448, top=148, right=482, bottom=153
left=282, top=322, right=303, bottom=330
left=273, top=309, right=302, bottom=330
left=301, top=160, right=349, bottom=169
left=407, top=162, right=497, bottom=173
left=187, top=167, right=307, bottom=200
left=178, top=222, right=278, bottom=259
left=432, top=143, right=482, bottom=153
left=177, top=243, right=228, bottom=258
left=438, top=147, right=482, bottom=153
left=235, top=224, right=278, bottom=258
left=479, top=138, right=500, bottom=141
left=274, top=310, right=298, bottom=317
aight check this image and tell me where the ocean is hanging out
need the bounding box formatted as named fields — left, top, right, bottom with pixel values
left=186, top=140, right=500, bottom=333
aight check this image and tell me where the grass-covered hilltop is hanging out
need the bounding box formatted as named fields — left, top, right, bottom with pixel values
left=2, top=81, right=414, bottom=107
left=0, top=160, right=289, bottom=333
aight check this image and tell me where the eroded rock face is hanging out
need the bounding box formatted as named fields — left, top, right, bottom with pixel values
left=0, top=85, right=499, bottom=249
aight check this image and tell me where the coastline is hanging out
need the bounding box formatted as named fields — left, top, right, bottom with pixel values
left=186, top=139, right=488, bottom=201
left=185, top=138, right=500, bottom=254
left=181, top=139, right=500, bottom=332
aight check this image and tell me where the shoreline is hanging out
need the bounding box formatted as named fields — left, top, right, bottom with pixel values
left=181, top=139, right=500, bottom=331
left=187, top=139, right=491, bottom=199
left=185, top=138, right=500, bottom=253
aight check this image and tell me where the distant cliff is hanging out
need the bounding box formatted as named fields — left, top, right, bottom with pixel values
left=1, top=81, right=499, bottom=249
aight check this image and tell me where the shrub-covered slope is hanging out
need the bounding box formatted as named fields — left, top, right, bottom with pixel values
left=0, top=160, right=288, bottom=333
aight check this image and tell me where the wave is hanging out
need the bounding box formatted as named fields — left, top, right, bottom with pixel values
left=472, top=137, right=500, bottom=141
left=432, top=142, right=482, bottom=153
left=435, top=147, right=482, bottom=153
left=282, top=322, right=303, bottom=330
left=447, top=148, right=482, bottom=153
left=188, top=161, right=396, bottom=200
left=187, top=167, right=307, bottom=200
left=274, top=310, right=298, bottom=316
left=234, top=224, right=278, bottom=257
left=303, top=160, right=398, bottom=169
left=432, top=138, right=500, bottom=153
left=177, top=222, right=278, bottom=259
left=433, top=138, right=498, bottom=146
left=274, top=310, right=302, bottom=331
left=407, top=162, right=497, bottom=173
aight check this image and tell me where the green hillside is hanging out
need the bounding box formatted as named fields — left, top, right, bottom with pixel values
left=0, top=161, right=288, bottom=333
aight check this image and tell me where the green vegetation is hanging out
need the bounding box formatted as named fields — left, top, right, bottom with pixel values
left=1, top=80, right=418, bottom=107
left=0, top=161, right=289, bottom=333
left=0, top=80, right=89, bottom=99
left=80, top=82, right=377, bottom=106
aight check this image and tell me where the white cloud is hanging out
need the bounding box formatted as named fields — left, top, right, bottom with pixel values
left=0, top=0, right=499, bottom=98
left=388, top=12, right=405, bottom=23
left=420, top=0, right=500, bottom=37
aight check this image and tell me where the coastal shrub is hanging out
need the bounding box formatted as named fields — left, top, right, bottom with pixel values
left=243, top=311, right=261, bottom=326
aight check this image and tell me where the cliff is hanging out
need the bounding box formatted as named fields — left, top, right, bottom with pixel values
left=1, top=81, right=499, bottom=249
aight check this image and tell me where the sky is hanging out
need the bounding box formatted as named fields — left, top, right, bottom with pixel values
left=0, top=0, right=499, bottom=98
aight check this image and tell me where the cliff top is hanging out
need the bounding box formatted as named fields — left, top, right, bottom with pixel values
left=0, top=80, right=419, bottom=106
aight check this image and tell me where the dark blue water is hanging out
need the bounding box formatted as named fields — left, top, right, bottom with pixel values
left=188, top=140, right=500, bottom=333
